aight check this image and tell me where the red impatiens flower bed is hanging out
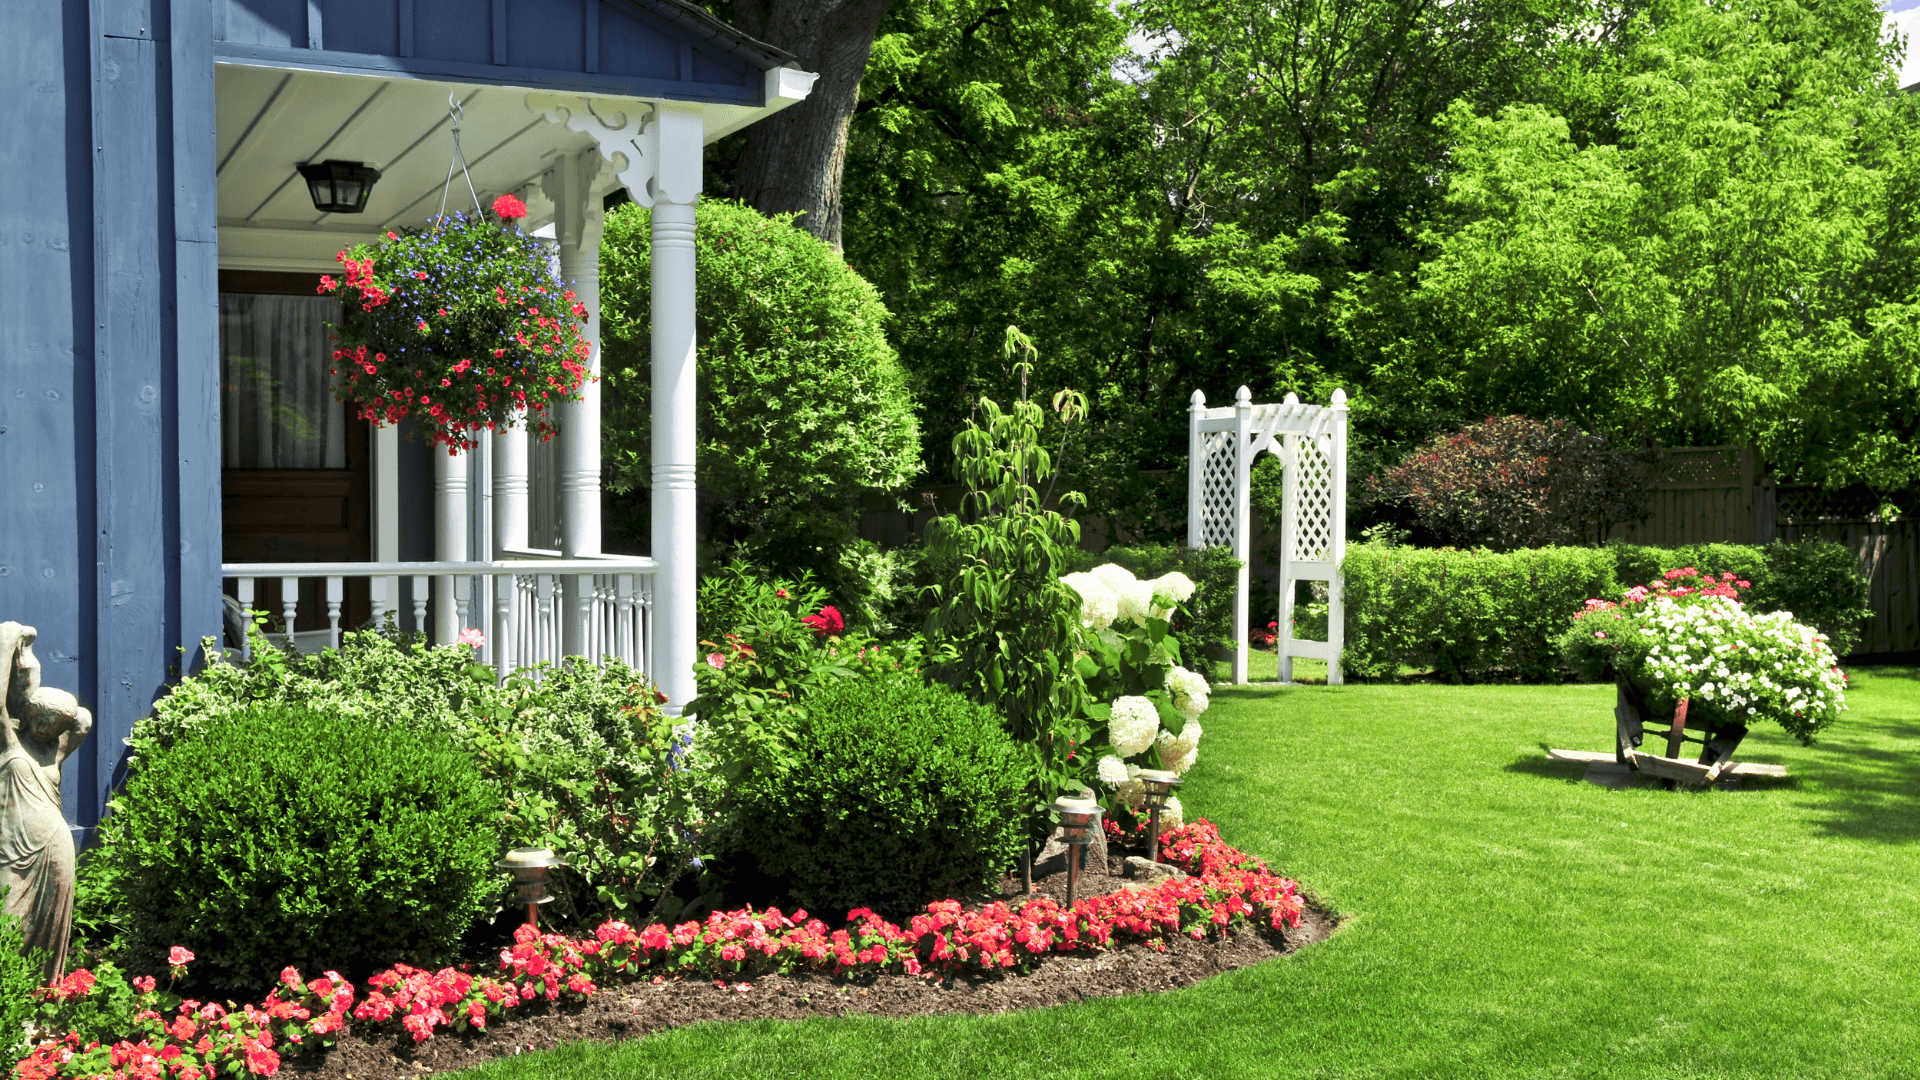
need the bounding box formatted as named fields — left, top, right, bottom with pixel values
left=12, top=821, right=1301, bottom=1080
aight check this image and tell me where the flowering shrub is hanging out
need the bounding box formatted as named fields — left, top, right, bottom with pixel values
left=1061, top=564, right=1209, bottom=814
left=322, top=195, right=590, bottom=452
left=11, top=820, right=1302, bottom=1078
left=1557, top=568, right=1848, bottom=744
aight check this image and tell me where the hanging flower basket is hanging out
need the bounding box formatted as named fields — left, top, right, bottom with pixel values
left=322, top=194, right=591, bottom=452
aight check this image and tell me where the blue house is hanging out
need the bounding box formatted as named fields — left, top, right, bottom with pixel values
left=1, top=0, right=814, bottom=843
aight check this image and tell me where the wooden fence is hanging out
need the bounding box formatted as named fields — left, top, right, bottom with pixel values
left=1606, top=446, right=1918, bottom=658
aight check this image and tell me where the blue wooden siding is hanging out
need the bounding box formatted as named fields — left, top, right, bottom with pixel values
left=215, top=0, right=765, bottom=104
left=1, top=0, right=223, bottom=839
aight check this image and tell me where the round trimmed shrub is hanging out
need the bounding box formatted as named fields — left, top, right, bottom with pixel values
left=102, top=703, right=502, bottom=992
left=599, top=198, right=921, bottom=623
left=733, top=671, right=1032, bottom=920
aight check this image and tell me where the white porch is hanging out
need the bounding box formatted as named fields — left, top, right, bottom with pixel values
left=212, top=59, right=814, bottom=710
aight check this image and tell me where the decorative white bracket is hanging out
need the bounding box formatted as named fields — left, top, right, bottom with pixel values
left=526, top=94, right=704, bottom=208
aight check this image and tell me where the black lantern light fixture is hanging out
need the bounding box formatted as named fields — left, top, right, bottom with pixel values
left=1049, top=795, right=1105, bottom=908
left=1136, top=769, right=1184, bottom=865
left=495, top=847, right=566, bottom=928
left=297, top=159, right=382, bottom=214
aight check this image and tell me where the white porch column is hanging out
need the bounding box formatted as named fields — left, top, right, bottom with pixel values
left=433, top=445, right=469, bottom=643
left=650, top=103, right=704, bottom=715
left=548, top=148, right=608, bottom=658
left=492, top=424, right=528, bottom=553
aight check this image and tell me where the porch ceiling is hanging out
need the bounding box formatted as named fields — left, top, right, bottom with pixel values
left=215, top=62, right=761, bottom=249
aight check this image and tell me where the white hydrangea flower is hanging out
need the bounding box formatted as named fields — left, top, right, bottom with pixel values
left=1060, top=571, right=1119, bottom=630
left=1108, top=695, right=1160, bottom=756
left=1113, top=579, right=1158, bottom=625
left=1155, top=718, right=1202, bottom=768
left=1168, top=744, right=1199, bottom=776
left=1096, top=754, right=1130, bottom=786
left=1089, top=563, right=1138, bottom=592
left=1159, top=795, right=1184, bottom=829
left=1152, top=571, right=1196, bottom=604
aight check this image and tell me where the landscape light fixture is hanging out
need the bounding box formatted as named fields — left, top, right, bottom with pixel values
left=496, top=847, right=566, bottom=928
left=1049, top=795, right=1105, bottom=908
left=1136, top=769, right=1184, bottom=865
left=297, top=160, right=382, bottom=213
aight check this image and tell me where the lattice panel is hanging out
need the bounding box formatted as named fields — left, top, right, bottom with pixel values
left=1291, top=436, right=1334, bottom=562
left=1654, top=448, right=1740, bottom=486
left=1199, top=431, right=1237, bottom=548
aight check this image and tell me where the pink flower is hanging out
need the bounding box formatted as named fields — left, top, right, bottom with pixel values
left=801, top=605, right=845, bottom=637
left=169, top=946, right=195, bottom=967
left=706, top=653, right=727, bottom=670
left=456, top=627, right=486, bottom=648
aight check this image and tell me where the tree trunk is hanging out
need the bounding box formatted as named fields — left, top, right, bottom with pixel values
left=728, top=0, right=895, bottom=250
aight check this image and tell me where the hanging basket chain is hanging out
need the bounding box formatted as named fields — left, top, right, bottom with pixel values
left=436, top=93, right=486, bottom=227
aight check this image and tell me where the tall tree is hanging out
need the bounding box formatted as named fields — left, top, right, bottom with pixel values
left=720, top=0, right=898, bottom=248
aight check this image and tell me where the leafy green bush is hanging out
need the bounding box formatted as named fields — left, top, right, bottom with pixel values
left=0, top=894, right=46, bottom=1054
left=601, top=199, right=921, bottom=622
left=731, top=671, right=1032, bottom=920
left=1609, top=540, right=1871, bottom=655
left=136, top=627, right=697, bottom=924
left=1063, top=543, right=1242, bottom=673
left=101, top=704, right=501, bottom=992
left=1341, top=543, right=1621, bottom=681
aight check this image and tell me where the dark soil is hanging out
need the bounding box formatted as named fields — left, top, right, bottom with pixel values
left=279, top=842, right=1338, bottom=1080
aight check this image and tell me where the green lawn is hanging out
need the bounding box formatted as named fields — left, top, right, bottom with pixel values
left=461, top=668, right=1920, bottom=1079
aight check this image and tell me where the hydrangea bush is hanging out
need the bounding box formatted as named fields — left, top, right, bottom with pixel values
left=1557, top=567, right=1848, bottom=744
left=322, top=195, right=590, bottom=451
left=1062, top=563, right=1209, bottom=820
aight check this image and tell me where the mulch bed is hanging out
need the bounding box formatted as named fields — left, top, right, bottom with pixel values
left=282, top=841, right=1338, bottom=1080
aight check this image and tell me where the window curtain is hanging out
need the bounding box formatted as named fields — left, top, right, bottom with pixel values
left=219, top=293, right=346, bottom=469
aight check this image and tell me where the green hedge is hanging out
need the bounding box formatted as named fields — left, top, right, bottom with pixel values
left=1339, top=538, right=1871, bottom=681
left=1342, top=545, right=1620, bottom=682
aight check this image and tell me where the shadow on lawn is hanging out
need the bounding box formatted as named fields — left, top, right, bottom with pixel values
left=1792, top=720, right=1920, bottom=844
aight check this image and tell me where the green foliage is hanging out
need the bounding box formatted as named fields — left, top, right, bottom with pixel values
left=923, top=329, right=1093, bottom=816
left=600, top=199, right=922, bottom=622
left=1340, top=544, right=1622, bottom=682
left=1063, top=543, right=1243, bottom=670
left=135, top=626, right=695, bottom=929
left=101, top=704, right=501, bottom=992
left=1609, top=540, right=1873, bottom=656
left=0, top=892, right=46, bottom=1054
left=1342, top=0, right=1920, bottom=494
left=731, top=671, right=1032, bottom=920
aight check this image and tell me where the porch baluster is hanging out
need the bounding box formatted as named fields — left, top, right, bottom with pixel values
left=410, top=575, right=429, bottom=636
left=237, top=577, right=256, bottom=661
left=280, top=576, right=300, bottom=649
left=325, top=576, right=344, bottom=651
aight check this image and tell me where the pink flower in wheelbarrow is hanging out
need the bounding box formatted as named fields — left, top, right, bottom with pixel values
left=456, top=627, right=486, bottom=648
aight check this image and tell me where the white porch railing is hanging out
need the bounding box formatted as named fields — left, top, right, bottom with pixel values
left=221, top=556, right=656, bottom=679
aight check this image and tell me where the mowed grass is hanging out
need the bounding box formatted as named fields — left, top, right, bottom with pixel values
left=462, top=668, right=1920, bottom=1079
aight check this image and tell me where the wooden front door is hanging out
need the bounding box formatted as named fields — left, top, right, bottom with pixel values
left=219, top=270, right=370, bottom=632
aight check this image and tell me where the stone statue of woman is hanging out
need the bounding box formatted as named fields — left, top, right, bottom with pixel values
left=0, top=621, right=92, bottom=982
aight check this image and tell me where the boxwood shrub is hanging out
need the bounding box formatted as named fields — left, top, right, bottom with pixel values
left=1338, top=537, right=1871, bottom=681
left=730, top=671, right=1032, bottom=921
left=100, top=703, right=502, bottom=992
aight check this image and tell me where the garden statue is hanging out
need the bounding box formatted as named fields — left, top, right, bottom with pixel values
left=0, top=621, right=92, bottom=981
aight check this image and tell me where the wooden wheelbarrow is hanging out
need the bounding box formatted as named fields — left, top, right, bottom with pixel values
left=1547, top=682, right=1786, bottom=789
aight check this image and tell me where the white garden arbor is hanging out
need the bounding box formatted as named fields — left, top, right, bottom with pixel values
left=1187, top=386, right=1349, bottom=685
